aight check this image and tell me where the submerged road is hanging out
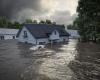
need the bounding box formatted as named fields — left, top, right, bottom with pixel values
left=0, top=39, right=78, bottom=80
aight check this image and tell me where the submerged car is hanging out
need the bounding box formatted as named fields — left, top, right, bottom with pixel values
left=30, top=45, right=45, bottom=51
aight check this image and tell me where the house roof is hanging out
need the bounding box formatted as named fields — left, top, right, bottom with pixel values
left=0, top=28, right=19, bottom=35
left=66, top=29, right=80, bottom=37
left=17, top=24, right=69, bottom=38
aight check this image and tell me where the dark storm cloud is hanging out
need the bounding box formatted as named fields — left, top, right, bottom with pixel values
left=0, top=0, right=77, bottom=25
left=0, top=0, right=40, bottom=19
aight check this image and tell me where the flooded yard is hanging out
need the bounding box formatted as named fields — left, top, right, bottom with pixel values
left=0, top=39, right=77, bottom=80
left=0, top=40, right=33, bottom=80
left=69, top=42, right=100, bottom=80
left=1, top=40, right=100, bottom=80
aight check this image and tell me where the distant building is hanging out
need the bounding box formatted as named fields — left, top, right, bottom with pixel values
left=17, top=24, right=70, bottom=45
left=66, top=29, right=80, bottom=39
left=0, top=28, right=19, bottom=40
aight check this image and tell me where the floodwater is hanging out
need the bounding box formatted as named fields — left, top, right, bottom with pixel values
left=0, top=39, right=78, bottom=80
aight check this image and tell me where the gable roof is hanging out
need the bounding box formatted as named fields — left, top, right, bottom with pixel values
left=17, top=24, right=69, bottom=38
left=66, top=29, right=80, bottom=37
left=0, top=28, right=19, bottom=35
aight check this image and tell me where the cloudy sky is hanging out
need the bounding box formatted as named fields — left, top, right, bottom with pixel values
left=0, top=0, right=78, bottom=25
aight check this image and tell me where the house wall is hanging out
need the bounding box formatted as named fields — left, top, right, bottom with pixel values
left=66, top=29, right=80, bottom=39
left=49, top=30, right=69, bottom=42
left=0, top=28, right=18, bottom=40
left=0, top=34, right=17, bottom=40
left=49, top=30, right=60, bottom=40
left=36, top=37, right=69, bottom=44
left=18, top=27, right=69, bottom=44
left=5, top=35, right=13, bottom=39
left=59, top=36, right=69, bottom=42
left=5, top=35, right=16, bottom=39
left=18, top=27, right=37, bottom=44
left=37, top=38, right=49, bottom=44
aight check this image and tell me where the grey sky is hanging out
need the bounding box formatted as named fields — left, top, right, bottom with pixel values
left=0, top=0, right=78, bottom=25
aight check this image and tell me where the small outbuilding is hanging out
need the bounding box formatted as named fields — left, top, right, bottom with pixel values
left=66, top=29, right=80, bottom=39
left=0, top=28, right=19, bottom=40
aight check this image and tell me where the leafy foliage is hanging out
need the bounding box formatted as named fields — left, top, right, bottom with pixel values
left=0, top=17, right=64, bottom=29
left=76, top=0, right=100, bottom=42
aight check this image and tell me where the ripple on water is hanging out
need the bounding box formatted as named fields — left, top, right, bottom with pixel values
left=22, top=40, right=78, bottom=80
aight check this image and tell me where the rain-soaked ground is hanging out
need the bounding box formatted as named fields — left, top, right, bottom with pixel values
left=0, top=39, right=78, bottom=80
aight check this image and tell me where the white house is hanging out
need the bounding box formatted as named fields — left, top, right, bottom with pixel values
left=0, top=28, right=19, bottom=40
left=66, top=29, right=80, bottom=39
left=17, top=24, right=70, bottom=45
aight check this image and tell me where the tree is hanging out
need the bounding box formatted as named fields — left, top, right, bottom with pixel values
left=39, top=20, right=45, bottom=24
left=52, top=22, right=56, bottom=25
left=8, top=22, right=13, bottom=28
left=61, top=24, right=65, bottom=29
left=67, top=24, right=74, bottom=29
left=13, top=22, right=21, bottom=29
left=0, top=16, right=8, bottom=28
left=39, top=20, right=52, bottom=24
left=45, top=19, right=52, bottom=24
left=67, top=24, right=78, bottom=30
left=25, top=19, right=33, bottom=23
left=33, top=20, right=38, bottom=24
left=77, top=0, right=100, bottom=42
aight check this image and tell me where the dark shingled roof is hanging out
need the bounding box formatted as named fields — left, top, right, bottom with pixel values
left=17, top=24, right=69, bottom=39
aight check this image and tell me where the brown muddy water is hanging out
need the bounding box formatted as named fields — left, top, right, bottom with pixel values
left=0, top=39, right=78, bottom=80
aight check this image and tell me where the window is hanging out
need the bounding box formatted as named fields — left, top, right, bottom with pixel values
left=0, top=36, right=4, bottom=40
left=39, top=42, right=45, bottom=45
left=23, top=31, right=28, bottom=38
left=2, top=36, right=4, bottom=40
left=54, top=31, right=57, bottom=35
left=13, top=36, right=15, bottom=39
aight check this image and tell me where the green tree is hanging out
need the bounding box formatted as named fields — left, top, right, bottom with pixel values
left=45, top=19, right=52, bottom=24
left=52, top=22, right=56, bottom=25
left=0, top=16, right=8, bottom=28
left=77, top=0, right=100, bottom=42
left=61, top=24, right=65, bottom=29
left=39, top=20, right=53, bottom=24
left=13, top=22, right=21, bottom=29
left=8, top=22, right=13, bottom=28
left=67, top=24, right=78, bottom=30
left=33, top=20, right=38, bottom=24
left=67, top=24, right=73, bottom=29
left=25, top=19, right=33, bottom=23
left=39, top=20, right=46, bottom=24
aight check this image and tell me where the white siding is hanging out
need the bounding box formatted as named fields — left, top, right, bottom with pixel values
left=18, top=28, right=69, bottom=44
left=18, top=27, right=36, bottom=44
left=37, top=38, right=49, bottom=44
left=0, top=28, right=18, bottom=40
left=59, top=36, right=69, bottom=42
left=0, top=28, right=18, bottom=34
left=4, top=35, right=16, bottom=39
left=49, top=30, right=60, bottom=40
left=66, top=29, right=80, bottom=39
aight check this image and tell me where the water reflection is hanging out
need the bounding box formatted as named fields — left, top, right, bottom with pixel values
left=0, top=40, right=78, bottom=80
left=22, top=39, right=78, bottom=80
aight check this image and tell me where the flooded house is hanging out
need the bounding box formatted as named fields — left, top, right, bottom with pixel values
left=17, top=24, right=70, bottom=45
left=0, top=28, right=19, bottom=40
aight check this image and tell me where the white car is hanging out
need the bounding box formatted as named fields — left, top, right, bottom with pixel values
left=30, top=45, right=45, bottom=51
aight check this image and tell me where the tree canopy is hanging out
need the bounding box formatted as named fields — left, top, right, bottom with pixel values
left=76, top=0, right=100, bottom=42
left=0, top=18, right=64, bottom=29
